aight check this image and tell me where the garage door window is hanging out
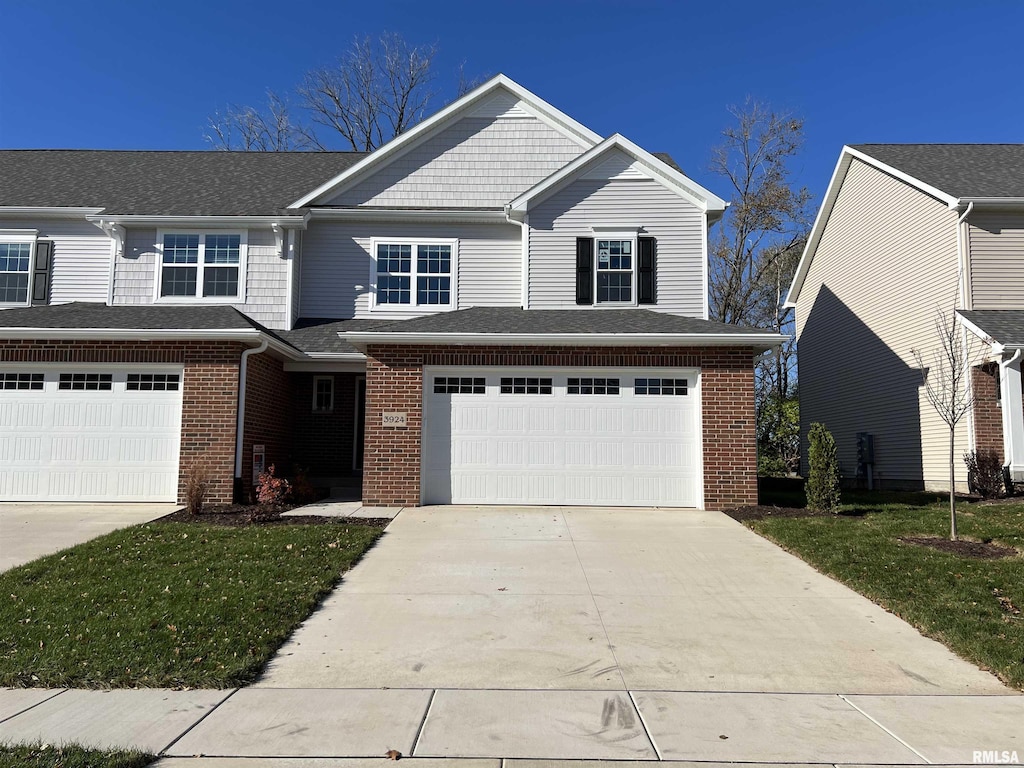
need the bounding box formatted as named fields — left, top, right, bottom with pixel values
left=567, top=377, right=620, bottom=395
left=0, top=372, right=43, bottom=390
left=500, top=377, right=552, bottom=395
left=434, top=376, right=485, bottom=394
left=127, top=373, right=180, bottom=391
left=58, top=373, right=113, bottom=391
left=635, top=378, right=688, bottom=395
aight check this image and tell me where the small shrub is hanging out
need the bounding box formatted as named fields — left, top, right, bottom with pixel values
left=256, top=463, right=291, bottom=506
left=185, top=462, right=212, bottom=515
left=806, top=422, right=841, bottom=513
left=964, top=449, right=1005, bottom=498
left=289, top=465, right=319, bottom=505
left=758, top=453, right=789, bottom=478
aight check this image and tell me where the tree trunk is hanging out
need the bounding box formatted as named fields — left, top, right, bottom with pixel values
left=949, top=424, right=958, bottom=541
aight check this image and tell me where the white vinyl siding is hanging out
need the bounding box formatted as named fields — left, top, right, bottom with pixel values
left=527, top=177, right=705, bottom=315
left=300, top=221, right=521, bottom=319
left=112, top=227, right=288, bottom=329
left=0, top=218, right=110, bottom=304
left=968, top=211, right=1024, bottom=308
left=328, top=116, right=584, bottom=209
left=795, top=158, right=968, bottom=490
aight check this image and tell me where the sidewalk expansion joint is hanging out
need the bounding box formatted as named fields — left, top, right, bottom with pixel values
left=410, top=687, right=438, bottom=756
left=838, top=693, right=932, bottom=764
left=0, top=689, right=66, bottom=725
left=628, top=689, right=662, bottom=760
left=157, top=688, right=239, bottom=756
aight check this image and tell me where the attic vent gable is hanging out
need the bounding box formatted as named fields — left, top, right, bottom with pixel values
left=467, top=90, right=532, bottom=119
left=580, top=151, right=647, bottom=181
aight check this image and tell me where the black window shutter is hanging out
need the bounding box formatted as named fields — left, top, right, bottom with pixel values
left=638, top=236, right=656, bottom=304
left=575, top=237, right=593, bottom=305
left=31, top=241, right=52, bottom=305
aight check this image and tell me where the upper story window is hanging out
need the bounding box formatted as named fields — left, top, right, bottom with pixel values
left=0, top=242, right=32, bottom=305
left=596, top=239, right=634, bottom=303
left=576, top=234, right=656, bottom=307
left=372, top=239, right=456, bottom=310
left=157, top=231, right=246, bottom=302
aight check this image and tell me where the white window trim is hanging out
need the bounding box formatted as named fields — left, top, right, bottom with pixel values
left=0, top=229, right=38, bottom=308
left=594, top=233, right=638, bottom=306
left=154, top=229, right=248, bottom=304
left=312, top=375, right=335, bottom=412
left=369, top=237, right=459, bottom=312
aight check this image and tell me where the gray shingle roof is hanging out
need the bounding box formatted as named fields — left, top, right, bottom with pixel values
left=959, top=310, right=1024, bottom=346
left=851, top=144, right=1024, bottom=199
left=279, top=318, right=399, bottom=355
left=0, top=150, right=365, bottom=216
left=0, top=302, right=261, bottom=330
left=348, top=306, right=777, bottom=336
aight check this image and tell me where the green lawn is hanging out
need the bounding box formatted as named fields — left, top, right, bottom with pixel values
left=749, top=485, right=1024, bottom=689
left=0, top=744, right=153, bottom=768
left=0, top=521, right=383, bottom=688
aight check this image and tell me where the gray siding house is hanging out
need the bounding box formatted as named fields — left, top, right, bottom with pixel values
left=788, top=144, right=1024, bottom=491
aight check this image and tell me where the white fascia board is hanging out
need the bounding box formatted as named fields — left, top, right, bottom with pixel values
left=956, top=312, right=999, bottom=346
left=954, top=197, right=1024, bottom=209
left=786, top=146, right=962, bottom=308
left=0, top=207, right=106, bottom=218
left=288, top=74, right=603, bottom=209
left=509, top=134, right=727, bottom=216
left=341, top=330, right=787, bottom=352
left=85, top=215, right=307, bottom=228
left=784, top=150, right=853, bottom=308
left=306, top=208, right=508, bottom=224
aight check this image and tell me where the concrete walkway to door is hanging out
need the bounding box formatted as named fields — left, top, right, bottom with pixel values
left=257, top=506, right=1008, bottom=694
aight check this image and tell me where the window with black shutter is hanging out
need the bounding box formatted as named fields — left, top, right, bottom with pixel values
left=575, top=235, right=657, bottom=306
left=575, top=237, right=593, bottom=305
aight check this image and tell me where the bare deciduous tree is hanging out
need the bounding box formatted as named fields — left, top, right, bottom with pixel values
left=912, top=309, right=985, bottom=540
left=708, top=100, right=811, bottom=472
left=298, top=32, right=438, bottom=151
left=205, top=90, right=318, bottom=152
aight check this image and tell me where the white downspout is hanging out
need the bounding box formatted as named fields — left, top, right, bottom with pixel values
left=956, top=202, right=976, bottom=464
left=504, top=205, right=529, bottom=309
left=999, top=348, right=1024, bottom=483
left=235, top=338, right=269, bottom=491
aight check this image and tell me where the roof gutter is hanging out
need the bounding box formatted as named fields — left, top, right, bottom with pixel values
left=0, top=206, right=106, bottom=218
left=84, top=214, right=307, bottom=228
left=340, top=330, right=788, bottom=353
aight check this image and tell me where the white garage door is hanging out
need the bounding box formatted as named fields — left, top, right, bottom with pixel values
left=0, top=366, right=183, bottom=501
left=422, top=366, right=701, bottom=507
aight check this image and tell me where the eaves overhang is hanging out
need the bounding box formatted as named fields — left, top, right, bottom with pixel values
left=0, top=327, right=305, bottom=359
left=306, top=208, right=508, bottom=224
left=84, top=214, right=308, bottom=228
left=0, top=206, right=106, bottom=218
left=340, top=330, right=788, bottom=354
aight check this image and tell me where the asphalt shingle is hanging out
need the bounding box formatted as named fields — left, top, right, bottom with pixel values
left=851, top=144, right=1024, bottom=199
left=959, top=310, right=1024, bottom=347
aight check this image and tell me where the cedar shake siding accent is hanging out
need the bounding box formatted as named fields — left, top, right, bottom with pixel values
left=362, top=344, right=757, bottom=510
left=112, top=227, right=289, bottom=329
left=299, top=221, right=522, bottom=319
left=328, top=115, right=584, bottom=208
left=967, top=211, right=1024, bottom=309
left=795, top=157, right=969, bottom=490
left=0, top=217, right=111, bottom=304
left=527, top=177, right=705, bottom=316
left=241, top=352, right=293, bottom=501
left=0, top=339, right=244, bottom=503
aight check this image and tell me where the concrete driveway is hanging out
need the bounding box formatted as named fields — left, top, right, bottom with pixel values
left=0, top=503, right=177, bottom=571
left=258, top=506, right=1009, bottom=694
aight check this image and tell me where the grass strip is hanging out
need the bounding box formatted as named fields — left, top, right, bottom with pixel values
left=0, top=743, right=153, bottom=768
left=0, top=521, right=382, bottom=688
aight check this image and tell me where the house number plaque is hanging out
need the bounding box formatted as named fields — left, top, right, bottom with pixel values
left=382, top=412, right=407, bottom=427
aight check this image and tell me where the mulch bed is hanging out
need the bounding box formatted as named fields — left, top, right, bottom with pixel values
left=723, top=505, right=860, bottom=522
left=154, top=505, right=390, bottom=528
left=899, top=535, right=1018, bottom=560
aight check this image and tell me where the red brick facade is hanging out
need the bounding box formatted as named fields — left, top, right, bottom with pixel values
left=363, top=344, right=758, bottom=510
left=973, top=363, right=1004, bottom=457
left=242, top=353, right=293, bottom=501
left=0, top=339, right=244, bottom=503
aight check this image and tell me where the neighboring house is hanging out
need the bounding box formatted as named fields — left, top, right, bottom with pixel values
left=0, top=75, right=782, bottom=509
left=787, top=144, right=1024, bottom=491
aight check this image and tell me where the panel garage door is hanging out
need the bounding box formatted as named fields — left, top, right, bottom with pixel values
left=422, top=366, right=700, bottom=507
left=0, top=367, right=183, bottom=501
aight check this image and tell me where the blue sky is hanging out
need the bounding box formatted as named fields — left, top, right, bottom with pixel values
left=2, top=0, right=1022, bottom=203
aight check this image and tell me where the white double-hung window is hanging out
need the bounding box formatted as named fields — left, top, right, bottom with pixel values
left=157, top=232, right=246, bottom=301
left=0, top=230, right=36, bottom=306
left=595, top=237, right=635, bottom=304
left=372, top=238, right=456, bottom=310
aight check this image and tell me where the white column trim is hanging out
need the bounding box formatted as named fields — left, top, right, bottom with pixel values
left=999, top=350, right=1024, bottom=480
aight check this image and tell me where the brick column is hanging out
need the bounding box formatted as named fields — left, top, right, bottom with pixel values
left=700, top=347, right=757, bottom=510
left=363, top=345, right=423, bottom=505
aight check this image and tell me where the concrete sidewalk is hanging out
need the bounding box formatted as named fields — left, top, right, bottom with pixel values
left=0, top=686, right=1021, bottom=763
